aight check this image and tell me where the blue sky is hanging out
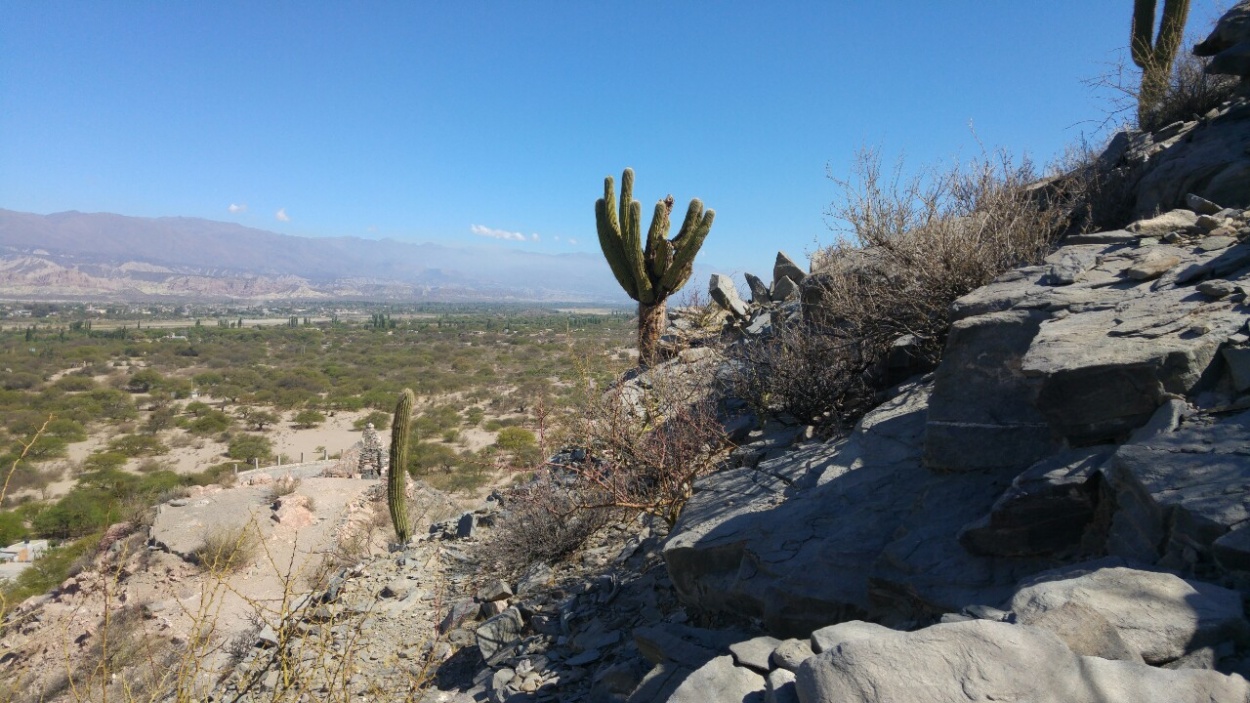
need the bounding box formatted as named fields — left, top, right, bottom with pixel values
left=0, top=1, right=1231, bottom=277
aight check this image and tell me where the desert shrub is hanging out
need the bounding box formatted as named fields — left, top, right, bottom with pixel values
left=188, top=409, right=232, bottom=434
left=292, top=408, right=325, bottom=428
left=484, top=474, right=615, bottom=576
left=268, top=474, right=301, bottom=500
left=566, top=386, right=731, bottom=527
left=0, top=509, right=29, bottom=544
left=731, top=148, right=1077, bottom=428
left=192, top=524, right=259, bottom=573
left=407, top=441, right=462, bottom=475
left=81, top=451, right=128, bottom=472
left=32, top=489, right=120, bottom=538
left=495, top=426, right=536, bottom=452
left=227, top=435, right=272, bottom=462
left=107, top=433, right=168, bottom=457
left=353, top=410, right=391, bottom=431
left=51, top=374, right=96, bottom=392
left=185, top=462, right=239, bottom=487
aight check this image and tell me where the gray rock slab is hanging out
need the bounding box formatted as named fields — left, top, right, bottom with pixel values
left=728, top=635, right=782, bottom=673
left=476, top=607, right=525, bottom=661
left=924, top=309, right=1057, bottom=471
left=959, top=446, right=1112, bottom=557
left=809, top=620, right=898, bottom=654
left=770, top=276, right=799, bottom=302
left=667, top=655, right=765, bottom=703
left=709, top=273, right=748, bottom=318
left=666, top=382, right=1049, bottom=637
left=769, top=638, right=814, bottom=672
left=795, top=620, right=1250, bottom=703
left=765, top=668, right=798, bottom=703
left=1105, top=409, right=1250, bottom=569
left=1129, top=209, right=1200, bottom=236
left=1016, top=601, right=1143, bottom=662
left=632, top=623, right=748, bottom=668
left=1009, top=566, right=1246, bottom=665
left=1022, top=286, right=1242, bottom=444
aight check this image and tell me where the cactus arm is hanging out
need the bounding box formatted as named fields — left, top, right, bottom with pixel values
left=670, top=198, right=703, bottom=246
left=659, top=208, right=715, bottom=293
left=387, top=388, right=415, bottom=544
left=596, top=198, right=639, bottom=299
left=622, top=200, right=655, bottom=304
left=1131, top=0, right=1158, bottom=68
left=1154, top=0, right=1190, bottom=68
left=646, top=201, right=672, bottom=279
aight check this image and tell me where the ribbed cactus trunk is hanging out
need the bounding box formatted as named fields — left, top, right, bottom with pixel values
left=1131, top=0, right=1191, bottom=127
left=638, top=301, right=667, bottom=368
left=387, top=388, right=415, bottom=545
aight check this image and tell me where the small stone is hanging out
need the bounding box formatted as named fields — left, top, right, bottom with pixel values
left=766, top=668, right=799, bottom=703
left=480, top=600, right=508, bottom=619
left=770, top=638, right=814, bottom=671
left=565, top=648, right=601, bottom=666
left=1125, top=252, right=1181, bottom=280
left=1186, top=193, right=1223, bottom=215
left=771, top=276, right=799, bottom=301
left=1198, top=279, right=1238, bottom=298
left=477, top=579, right=513, bottom=602
left=729, top=635, right=783, bottom=673
left=1196, top=214, right=1225, bottom=232
left=1199, top=235, right=1237, bottom=252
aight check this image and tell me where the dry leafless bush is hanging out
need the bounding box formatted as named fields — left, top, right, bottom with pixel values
left=567, top=384, right=732, bottom=528
left=731, top=148, right=1078, bottom=429
left=484, top=473, right=616, bottom=577
left=193, top=524, right=260, bottom=574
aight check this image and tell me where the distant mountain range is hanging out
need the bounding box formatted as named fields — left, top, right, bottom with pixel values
left=0, top=209, right=632, bottom=303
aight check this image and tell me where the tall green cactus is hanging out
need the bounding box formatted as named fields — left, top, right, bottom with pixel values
left=387, top=388, right=415, bottom=544
left=1131, top=0, right=1191, bottom=127
left=595, top=168, right=715, bottom=367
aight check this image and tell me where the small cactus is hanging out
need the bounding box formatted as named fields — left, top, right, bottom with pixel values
left=595, top=168, right=715, bottom=366
left=387, top=388, right=415, bottom=544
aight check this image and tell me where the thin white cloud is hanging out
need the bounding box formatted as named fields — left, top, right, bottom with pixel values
left=275, top=208, right=290, bottom=222
left=228, top=203, right=247, bottom=214
left=470, top=224, right=526, bottom=242
left=530, top=233, right=539, bottom=242
left=567, top=237, right=579, bottom=245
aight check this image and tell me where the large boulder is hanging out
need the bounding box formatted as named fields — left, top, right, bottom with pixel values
left=794, top=619, right=1250, bottom=703
left=1195, top=1, right=1250, bottom=80
left=1105, top=408, right=1250, bottom=573
left=664, top=382, right=1051, bottom=636
left=927, top=229, right=1250, bottom=471
left=1009, top=565, right=1246, bottom=665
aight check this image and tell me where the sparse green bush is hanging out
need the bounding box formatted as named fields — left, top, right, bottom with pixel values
left=227, top=435, right=272, bottom=462
left=353, top=410, right=391, bottom=431
left=193, top=524, right=259, bottom=573
left=293, top=409, right=325, bottom=428
left=495, top=426, right=536, bottom=452
left=106, top=433, right=168, bottom=457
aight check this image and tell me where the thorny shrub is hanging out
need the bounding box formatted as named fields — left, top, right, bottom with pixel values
left=730, top=148, right=1081, bottom=429
left=486, top=371, right=732, bottom=575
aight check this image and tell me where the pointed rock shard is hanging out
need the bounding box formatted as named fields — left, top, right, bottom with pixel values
left=773, top=251, right=807, bottom=287
left=709, top=273, right=748, bottom=318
